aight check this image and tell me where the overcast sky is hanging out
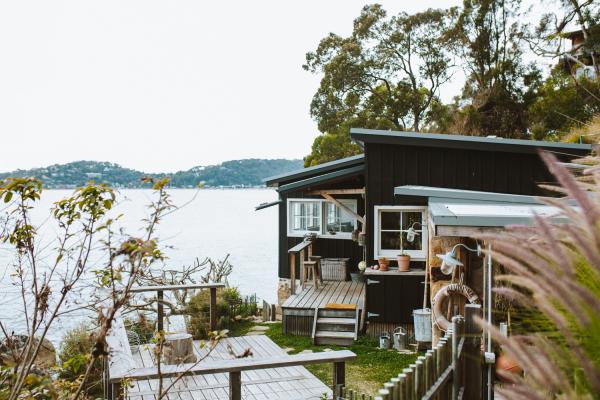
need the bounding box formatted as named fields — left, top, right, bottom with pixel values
left=0, top=0, right=468, bottom=173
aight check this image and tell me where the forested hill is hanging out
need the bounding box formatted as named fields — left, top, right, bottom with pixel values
left=0, top=159, right=302, bottom=188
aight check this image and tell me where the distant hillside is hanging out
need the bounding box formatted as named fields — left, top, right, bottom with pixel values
left=0, top=159, right=302, bottom=189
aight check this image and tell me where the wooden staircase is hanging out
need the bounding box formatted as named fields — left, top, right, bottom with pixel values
left=312, top=307, right=360, bottom=346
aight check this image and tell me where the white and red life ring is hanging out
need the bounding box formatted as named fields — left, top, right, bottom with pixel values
left=431, top=283, right=480, bottom=331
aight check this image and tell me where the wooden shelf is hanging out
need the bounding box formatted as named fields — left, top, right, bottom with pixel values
left=364, top=267, right=426, bottom=276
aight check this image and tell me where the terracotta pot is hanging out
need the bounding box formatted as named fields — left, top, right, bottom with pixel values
left=496, top=353, right=522, bottom=382
left=397, top=255, right=411, bottom=271
left=378, top=259, right=390, bottom=271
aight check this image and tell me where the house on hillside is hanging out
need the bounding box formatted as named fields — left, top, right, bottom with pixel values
left=261, top=129, right=592, bottom=345
left=563, top=28, right=599, bottom=80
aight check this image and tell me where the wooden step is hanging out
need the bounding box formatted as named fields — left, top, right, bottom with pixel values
left=317, top=317, right=355, bottom=325
left=318, top=309, right=356, bottom=318
left=314, top=330, right=355, bottom=346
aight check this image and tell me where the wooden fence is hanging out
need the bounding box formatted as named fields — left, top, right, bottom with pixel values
left=338, top=304, right=482, bottom=400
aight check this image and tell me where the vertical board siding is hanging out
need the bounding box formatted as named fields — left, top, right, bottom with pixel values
left=364, top=142, right=559, bottom=263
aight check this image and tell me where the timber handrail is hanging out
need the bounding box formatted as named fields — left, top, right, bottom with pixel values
left=109, top=349, right=356, bottom=382
left=127, top=283, right=225, bottom=332
left=287, top=239, right=316, bottom=294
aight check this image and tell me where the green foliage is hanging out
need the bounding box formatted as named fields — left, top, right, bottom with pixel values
left=184, top=287, right=256, bottom=338
left=303, top=4, right=456, bottom=165
left=0, top=159, right=303, bottom=189
left=124, top=313, right=156, bottom=344
left=57, top=325, right=102, bottom=398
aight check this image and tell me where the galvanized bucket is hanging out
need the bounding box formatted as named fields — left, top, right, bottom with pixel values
left=413, top=308, right=432, bottom=342
left=379, top=332, right=391, bottom=349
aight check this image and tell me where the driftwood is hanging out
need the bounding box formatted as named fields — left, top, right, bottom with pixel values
left=161, top=333, right=197, bottom=365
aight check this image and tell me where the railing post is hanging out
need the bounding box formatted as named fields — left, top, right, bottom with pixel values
left=333, top=361, right=346, bottom=397
left=451, top=316, right=462, bottom=400
left=464, top=304, right=482, bottom=400
left=229, top=371, right=241, bottom=400
left=289, top=252, right=296, bottom=294
left=157, top=290, right=164, bottom=332
left=210, top=287, right=217, bottom=332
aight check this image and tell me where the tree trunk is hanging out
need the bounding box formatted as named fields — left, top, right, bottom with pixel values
left=161, top=333, right=197, bottom=365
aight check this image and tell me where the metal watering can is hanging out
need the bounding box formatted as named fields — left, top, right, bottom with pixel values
left=379, top=332, right=391, bottom=349
left=393, top=327, right=408, bottom=350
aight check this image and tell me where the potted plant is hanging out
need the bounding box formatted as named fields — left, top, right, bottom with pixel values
left=378, top=256, right=390, bottom=271
left=351, top=261, right=367, bottom=282
left=396, top=231, right=411, bottom=271
left=397, top=251, right=411, bottom=272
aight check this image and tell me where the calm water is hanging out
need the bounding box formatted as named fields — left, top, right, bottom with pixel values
left=0, top=189, right=279, bottom=344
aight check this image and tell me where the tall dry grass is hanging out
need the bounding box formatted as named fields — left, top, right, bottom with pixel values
left=480, top=152, right=600, bottom=399
left=563, top=114, right=600, bottom=144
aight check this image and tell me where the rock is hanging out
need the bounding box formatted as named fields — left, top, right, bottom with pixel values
left=323, top=348, right=333, bottom=352
left=298, top=349, right=313, bottom=354
left=234, top=315, right=243, bottom=321
left=246, top=331, right=263, bottom=336
left=282, top=347, right=294, bottom=353
left=0, top=335, right=56, bottom=369
left=249, top=325, right=269, bottom=332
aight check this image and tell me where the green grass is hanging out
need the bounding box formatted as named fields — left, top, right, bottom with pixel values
left=231, top=322, right=418, bottom=395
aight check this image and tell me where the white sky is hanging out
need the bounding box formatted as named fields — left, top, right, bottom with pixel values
left=0, top=0, right=469, bottom=173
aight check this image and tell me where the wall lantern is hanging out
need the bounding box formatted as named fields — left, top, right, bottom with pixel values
left=406, top=222, right=422, bottom=243
left=436, top=243, right=482, bottom=275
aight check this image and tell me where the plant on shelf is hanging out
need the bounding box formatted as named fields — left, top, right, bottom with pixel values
left=378, top=256, right=390, bottom=271
left=397, top=229, right=411, bottom=272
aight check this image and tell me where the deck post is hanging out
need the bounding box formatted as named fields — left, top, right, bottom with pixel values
left=464, top=304, right=482, bottom=400
left=333, top=361, right=346, bottom=397
left=157, top=290, right=164, bottom=332
left=451, top=316, right=462, bottom=400
left=210, top=287, right=217, bottom=332
left=290, top=252, right=296, bottom=294
left=229, top=371, right=241, bottom=400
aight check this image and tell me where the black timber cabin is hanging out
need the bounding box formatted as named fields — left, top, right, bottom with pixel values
left=263, top=128, right=593, bottom=337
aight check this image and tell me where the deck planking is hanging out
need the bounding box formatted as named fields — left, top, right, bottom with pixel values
left=127, top=335, right=330, bottom=400
left=282, top=281, right=365, bottom=310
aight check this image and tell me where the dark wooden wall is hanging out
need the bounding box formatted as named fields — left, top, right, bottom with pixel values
left=364, top=142, right=570, bottom=263
left=278, top=175, right=365, bottom=279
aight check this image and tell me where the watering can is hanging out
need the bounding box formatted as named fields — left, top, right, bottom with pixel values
left=392, top=327, right=408, bottom=350
left=379, top=332, right=391, bottom=349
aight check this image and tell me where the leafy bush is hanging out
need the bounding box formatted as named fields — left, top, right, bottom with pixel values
left=184, top=287, right=256, bottom=338
left=124, top=313, right=156, bottom=344
left=58, top=325, right=102, bottom=397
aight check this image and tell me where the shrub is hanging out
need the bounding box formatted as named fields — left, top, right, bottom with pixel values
left=58, top=325, right=102, bottom=397
left=124, top=313, right=156, bottom=344
left=185, top=287, right=254, bottom=338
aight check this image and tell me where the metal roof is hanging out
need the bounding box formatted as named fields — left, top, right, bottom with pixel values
left=263, top=154, right=364, bottom=187
left=254, top=200, right=282, bottom=211
left=277, top=164, right=364, bottom=193
left=394, top=185, right=570, bottom=228
left=351, top=128, right=593, bottom=156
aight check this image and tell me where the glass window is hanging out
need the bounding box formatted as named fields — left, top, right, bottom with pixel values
left=375, top=206, right=427, bottom=259
left=290, top=201, right=321, bottom=233
left=287, top=198, right=358, bottom=238
left=325, top=201, right=357, bottom=234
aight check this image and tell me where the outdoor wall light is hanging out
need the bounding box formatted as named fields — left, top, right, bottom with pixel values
left=406, top=222, right=422, bottom=243
left=436, top=243, right=482, bottom=275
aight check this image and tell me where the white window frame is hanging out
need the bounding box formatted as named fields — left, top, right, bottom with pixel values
left=374, top=205, right=428, bottom=260
left=287, top=198, right=358, bottom=239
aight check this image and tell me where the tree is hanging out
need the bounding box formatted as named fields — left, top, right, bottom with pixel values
left=303, top=5, right=456, bottom=166
left=447, top=0, right=538, bottom=138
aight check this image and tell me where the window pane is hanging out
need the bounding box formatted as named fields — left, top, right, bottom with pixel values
left=326, top=202, right=356, bottom=233
left=401, top=232, right=422, bottom=250
left=402, top=212, right=423, bottom=230
left=381, top=211, right=400, bottom=230
left=290, top=201, right=321, bottom=233
left=381, top=231, right=401, bottom=250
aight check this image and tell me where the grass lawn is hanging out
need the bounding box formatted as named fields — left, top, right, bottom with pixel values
left=229, top=321, right=418, bottom=395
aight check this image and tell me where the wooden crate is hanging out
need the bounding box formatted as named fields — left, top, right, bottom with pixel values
left=321, top=258, right=350, bottom=281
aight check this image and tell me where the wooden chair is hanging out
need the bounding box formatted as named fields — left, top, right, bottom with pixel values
left=309, top=255, right=323, bottom=285
left=302, top=256, right=323, bottom=289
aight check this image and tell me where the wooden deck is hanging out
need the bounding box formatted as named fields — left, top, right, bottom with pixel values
left=281, top=281, right=365, bottom=336
left=126, top=335, right=331, bottom=400
left=282, top=281, right=365, bottom=312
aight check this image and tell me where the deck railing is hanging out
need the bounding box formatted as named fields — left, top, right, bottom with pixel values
left=288, top=238, right=315, bottom=294
left=338, top=304, right=482, bottom=400
left=128, top=282, right=225, bottom=331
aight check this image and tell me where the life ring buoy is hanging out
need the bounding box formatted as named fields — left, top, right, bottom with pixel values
left=431, top=283, right=480, bottom=331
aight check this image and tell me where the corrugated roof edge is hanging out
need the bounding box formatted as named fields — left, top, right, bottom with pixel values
left=351, top=128, right=593, bottom=155
left=263, top=154, right=364, bottom=187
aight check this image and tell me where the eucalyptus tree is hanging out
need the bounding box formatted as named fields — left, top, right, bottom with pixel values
left=303, top=5, right=456, bottom=166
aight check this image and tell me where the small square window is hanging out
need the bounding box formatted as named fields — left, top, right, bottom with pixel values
left=374, top=206, right=427, bottom=260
